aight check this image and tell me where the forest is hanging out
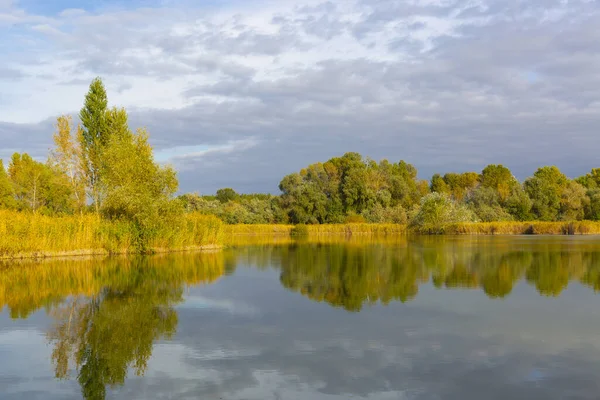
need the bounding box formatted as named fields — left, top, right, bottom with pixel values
left=2, top=78, right=600, bottom=250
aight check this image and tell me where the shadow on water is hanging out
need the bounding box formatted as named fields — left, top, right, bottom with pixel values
left=2, top=236, right=600, bottom=398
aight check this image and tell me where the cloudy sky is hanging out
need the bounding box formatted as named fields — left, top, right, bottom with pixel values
left=1, top=0, right=599, bottom=194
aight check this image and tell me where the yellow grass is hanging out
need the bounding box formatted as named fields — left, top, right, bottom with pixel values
left=223, top=224, right=294, bottom=236
left=0, top=210, right=224, bottom=259
left=446, top=221, right=600, bottom=235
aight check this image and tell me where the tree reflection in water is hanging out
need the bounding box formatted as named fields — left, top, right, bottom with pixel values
left=2, top=237, right=600, bottom=397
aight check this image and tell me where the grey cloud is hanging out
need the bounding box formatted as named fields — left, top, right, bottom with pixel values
left=0, top=119, right=54, bottom=162
left=3, top=0, right=600, bottom=193
left=0, top=66, right=24, bottom=80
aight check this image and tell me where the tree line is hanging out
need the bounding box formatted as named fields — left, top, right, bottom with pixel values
left=2, top=79, right=599, bottom=229
left=180, top=153, right=600, bottom=227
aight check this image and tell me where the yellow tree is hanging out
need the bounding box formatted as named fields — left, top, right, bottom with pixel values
left=50, top=115, right=86, bottom=213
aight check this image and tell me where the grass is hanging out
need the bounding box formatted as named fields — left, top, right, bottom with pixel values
left=0, top=210, right=224, bottom=259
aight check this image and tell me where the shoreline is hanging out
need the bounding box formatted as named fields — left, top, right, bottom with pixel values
left=0, top=244, right=223, bottom=261
left=4, top=220, right=600, bottom=261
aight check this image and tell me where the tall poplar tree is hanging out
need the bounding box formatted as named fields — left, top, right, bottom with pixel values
left=79, top=78, right=108, bottom=213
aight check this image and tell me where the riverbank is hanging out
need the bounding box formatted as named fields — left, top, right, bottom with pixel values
left=224, top=221, right=600, bottom=237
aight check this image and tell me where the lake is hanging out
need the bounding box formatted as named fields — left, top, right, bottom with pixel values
left=1, top=236, right=600, bottom=399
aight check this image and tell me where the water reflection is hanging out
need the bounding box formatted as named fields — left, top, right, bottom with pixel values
left=229, top=236, right=600, bottom=310
left=2, top=236, right=600, bottom=398
left=0, top=254, right=225, bottom=400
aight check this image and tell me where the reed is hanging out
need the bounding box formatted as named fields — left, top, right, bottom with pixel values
left=445, top=221, right=600, bottom=235
left=304, top=223, right=407, bottom=235
left=224, top=223, right=407, bottom=239
left=0, top=210, right=224, bottom=259
left=223, top=224, right=294, bottom=236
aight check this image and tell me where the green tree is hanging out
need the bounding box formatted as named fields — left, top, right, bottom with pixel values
left=100, top=123, right=180, bottom=251
left=8, top=153, right=74, bottom=214
left=8, top=153, right=50, bottom=213
left=576, top=168, right=600, bottom=189
left=524, top=166, right=569, bottom=221
left=504, top=186, right=533, bottom=221
left=430, top=173, right=450, bottom=194
left=560, top=180, right=588, bottom=221
left=466, top=186, right=513, bottom=222
left=216, top=188, right=239, bottom=204
left=479, top=164, right=518, bottom=202
left=0, top=159, right=16, bottom=209
left=584, top=189, right=600, bottom=220
left=79, top=78, right=109, bottom=213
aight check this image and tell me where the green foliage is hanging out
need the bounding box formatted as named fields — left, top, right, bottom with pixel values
left=504, top=186, right=533, bottom=221
left=442, top=172, right=479, bottom=201
left=79, top=78, right=109, bottom=212
left=0, top=160, right=16, bottom=209
left=430, top=173, right=449, bottom=194
left=410, top=193, right=476, bottom=234
left=466, top=186, right=513, bottom=222
left=524, top=166, right=581, bottom=221
left=576, top=168, right=600, bottom=189
left=100, top=126, right=180, bottom=252
left=279, top=153, right=423, bottom=224
left=216, top=188, right=239, bottom=203
left=179, top=193, right=283, bottom=224
left=479, top=164, right=518, bottom=201
left=584, top=189, right=600, bottom=220
left=361, top=203, right=407, bottom=223
left=7, top=153, right=72, bottom=214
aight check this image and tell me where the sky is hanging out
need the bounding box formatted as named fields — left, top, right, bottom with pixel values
left=1, top=0, right=599, bottom=194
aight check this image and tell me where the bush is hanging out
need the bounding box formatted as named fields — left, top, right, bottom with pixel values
left=410, top=193, right=476, bottom=234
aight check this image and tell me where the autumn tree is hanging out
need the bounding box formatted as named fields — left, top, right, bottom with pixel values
left=50, top=115, right=86, bottom=213
left=8, top=153, right=49, bottom=213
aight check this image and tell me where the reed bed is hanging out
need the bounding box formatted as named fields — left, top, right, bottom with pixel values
left=223, top=224, right=293, bottom=236
left=0, top=210, right=223, bottom=259
left=445, top=221, right=600, bottom=235
left=301, top=223, right=407, bottom=236
left=224, top=221, right=600, bottom=241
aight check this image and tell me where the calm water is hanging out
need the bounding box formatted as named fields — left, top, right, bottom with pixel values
left=2, top=236, right=600, bottom=399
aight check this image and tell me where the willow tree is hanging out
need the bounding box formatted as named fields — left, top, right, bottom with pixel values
left=79, top=78, right=108, bottom=213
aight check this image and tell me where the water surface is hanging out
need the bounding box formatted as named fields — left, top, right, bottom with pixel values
left=1, top=236, right=600, bottom=399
